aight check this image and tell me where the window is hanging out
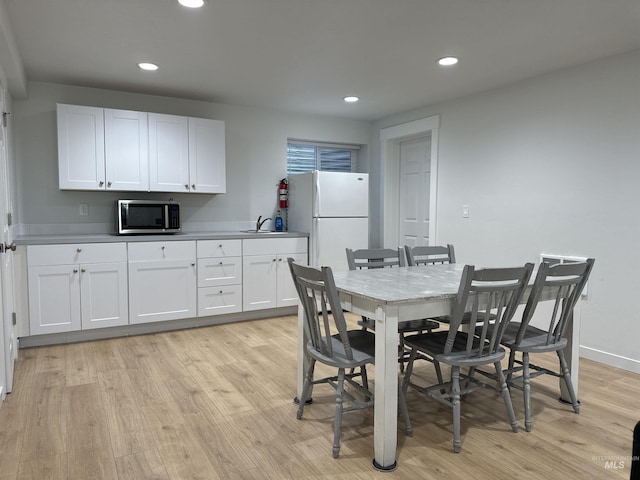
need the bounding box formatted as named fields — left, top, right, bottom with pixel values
left=287, top=140, right=359, bottom=175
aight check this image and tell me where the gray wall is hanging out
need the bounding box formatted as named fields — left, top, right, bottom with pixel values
left=12, top=81, right=373, bottom=233
left=372, top=49, right=640, bottom=372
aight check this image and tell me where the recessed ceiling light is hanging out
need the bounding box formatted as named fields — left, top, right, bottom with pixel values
left=138, top=62, right=159, bottom=71
left=344, top=96, right=359, bottom=103
left=178, top=0, right=206, bottom=7
left=438, top=56, right=459, bottom=66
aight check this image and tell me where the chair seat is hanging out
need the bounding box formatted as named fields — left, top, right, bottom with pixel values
left=358, top=317, right=440, bottom=333
left=501, top=322, right=568, bottom=353
left=403, top=330, right=506, bottom=367
left=307, top=330, right=376, bottom=369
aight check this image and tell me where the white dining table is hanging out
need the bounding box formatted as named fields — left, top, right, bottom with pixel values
left=295, top=263, right=581, bottom=470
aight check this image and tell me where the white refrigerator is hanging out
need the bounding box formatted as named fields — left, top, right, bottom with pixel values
left=287, top=171, right=369, bottom=272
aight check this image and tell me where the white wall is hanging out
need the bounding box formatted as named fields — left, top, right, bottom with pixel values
left=372, top=49, right=640, bottom=372
left=12, top=81, right=372, bottom=233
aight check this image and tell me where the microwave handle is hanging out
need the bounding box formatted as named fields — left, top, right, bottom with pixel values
left=164, top=205, right=170, bottom=229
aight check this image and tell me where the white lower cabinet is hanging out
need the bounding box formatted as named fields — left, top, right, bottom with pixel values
left=242, top=238, right=308, bottom=311
left=128, top=241, right=197, bottom=324
left=25, top=236, right=308, bottom=338
left=27, top=243, right=128, bottom=335
left=197, top=240, right=242, bottom=316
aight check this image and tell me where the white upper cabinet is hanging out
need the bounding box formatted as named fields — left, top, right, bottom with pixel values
left=148, top=113, right=190, bottom=192
left=188, top=117, right=226, bottom=193
left=149, top=114, right=226, bottom=193
left=57, top=104, right=226, bottom=193
left=105, top=108, right=149, bottom=191
left=57, top=104, right=105, bottom=190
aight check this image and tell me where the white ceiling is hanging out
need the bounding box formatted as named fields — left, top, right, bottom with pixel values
left=3, top=0, right=640, bottom=121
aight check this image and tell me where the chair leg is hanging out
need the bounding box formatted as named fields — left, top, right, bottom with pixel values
left=297, top=359, right=316, bottom=419
left=332, top=368, right=346, bottom=458
left=506, top=349, right=516, bottom=382
left=398, top=379, right=413, bottom=437
left=495, top=361, right=519, bottom=434
left=361, top=365, right=369, bottom=391
left=451, top=366, right=462, bottom=453
left=522, top=352, right=532, bottom=432
left=399, top=333, right=406, bottom=373
left=401, top=348, right=418, bottom=395
left=557, top=349, right=580, bottom=414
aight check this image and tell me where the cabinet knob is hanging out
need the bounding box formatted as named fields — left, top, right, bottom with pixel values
left=161, top=246, right=165, bottom=250
left=272, top=258, right=276, bottom=262
left=219, top=290, right=223, bottom=294
left=191, top=262, right=195, bottom=266
left=81, top=268, right=86, bottom=273
left=73, top=268, right=78, bottom=273
left=99, top=181, right=104, bottom=187
left=76, top=248, right=82, bottom=253
left=219, top=261, right=223, bottom=265
left=107, top=181, right=112, bottom=187
left=192, top=184, right=196, bottom=190
left=185, top=184, right=189, bottom=190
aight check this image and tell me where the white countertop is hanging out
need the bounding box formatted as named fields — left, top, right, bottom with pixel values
left=14, top=231, right=309, bottom=245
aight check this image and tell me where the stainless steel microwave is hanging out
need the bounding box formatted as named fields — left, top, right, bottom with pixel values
left=116, top=200, right=181, bottom=235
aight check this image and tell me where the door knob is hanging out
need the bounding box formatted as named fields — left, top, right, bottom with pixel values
left=0, top=242, right=16, bottom=253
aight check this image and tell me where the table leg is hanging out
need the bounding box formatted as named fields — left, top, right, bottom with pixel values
left=373, top=304, right=399, bottom=471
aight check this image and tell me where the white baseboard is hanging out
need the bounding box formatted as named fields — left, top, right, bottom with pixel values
left=580, top=345, right=640, bottom=374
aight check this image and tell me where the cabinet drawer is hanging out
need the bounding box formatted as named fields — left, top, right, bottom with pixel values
left=127, top=241, right=195, bottom=261
left=27, top=243, right=127, bottom=266
left=197, top=239, right=242, bottom=258
left=198, top=285, right=242, bottom=316
left=197, top=257, right=242, bottom=287
left=242, top=237, right=308, bottom=256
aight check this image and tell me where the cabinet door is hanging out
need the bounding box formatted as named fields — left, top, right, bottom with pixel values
left=188, top=118, right=226, bottom=193
left=28, top=265, right=81, bottom=334
left=57, top=104, right=105, bottom=190
left=105, top=109, right=149, bottom=191
left=242, top=254, right=277, bottom=311
left=276, top=253, right=306, bottom=307
left=80, top=262, right=129, bottom=329
left=149, top=113, right=190, bottom=193
left=129, top=260, right=197, bottom=324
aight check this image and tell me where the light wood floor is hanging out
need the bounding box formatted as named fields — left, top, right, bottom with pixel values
left=0, top=314, right=637, bottom=479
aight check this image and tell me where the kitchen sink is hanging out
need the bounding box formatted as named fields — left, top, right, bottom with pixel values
left=243, top=230, right=288, bottom=235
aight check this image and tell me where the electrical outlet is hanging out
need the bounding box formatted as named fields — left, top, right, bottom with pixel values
left=79, top=203, right=89, bottom=216
left=462, top=204, right=469, bottom=218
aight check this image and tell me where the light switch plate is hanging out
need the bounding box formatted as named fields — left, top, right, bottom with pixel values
left=462, top=204, right=469, bottom=218
left=79, top=203, right=88, bottom=216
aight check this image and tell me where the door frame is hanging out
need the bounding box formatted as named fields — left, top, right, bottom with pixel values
left=380, top=115, right=440, bottom=248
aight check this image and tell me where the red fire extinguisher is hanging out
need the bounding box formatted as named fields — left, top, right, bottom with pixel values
left=279, top=178, right=288, bottom=208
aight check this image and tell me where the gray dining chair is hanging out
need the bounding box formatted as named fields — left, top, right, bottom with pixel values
left=345, top=247, right=441, bottom=371
left=288, top=258, right=412, bottom=458
left=499, top=258, right=595, bottom=432
left=402, top=263, right=534, bottom=453
left=404, top=244, right=456, bottom=266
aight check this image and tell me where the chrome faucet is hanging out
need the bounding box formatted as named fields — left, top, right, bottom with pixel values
left=255, top=215, right=271, bottom=232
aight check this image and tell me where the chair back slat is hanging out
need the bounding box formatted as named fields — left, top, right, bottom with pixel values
left=346, top=247, right=405, bottom=270
left=405, top=244, right=456, bottom=266
left=288, top=259, right=354, bottom=360
left=445, top=263, right=534, bottom=359
left=516, top=259, right=595, bottom=347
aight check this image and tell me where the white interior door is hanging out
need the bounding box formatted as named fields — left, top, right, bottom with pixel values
left=0, top=84, right=16, bottom=394
left=399, top=136, right=431, bottom=247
